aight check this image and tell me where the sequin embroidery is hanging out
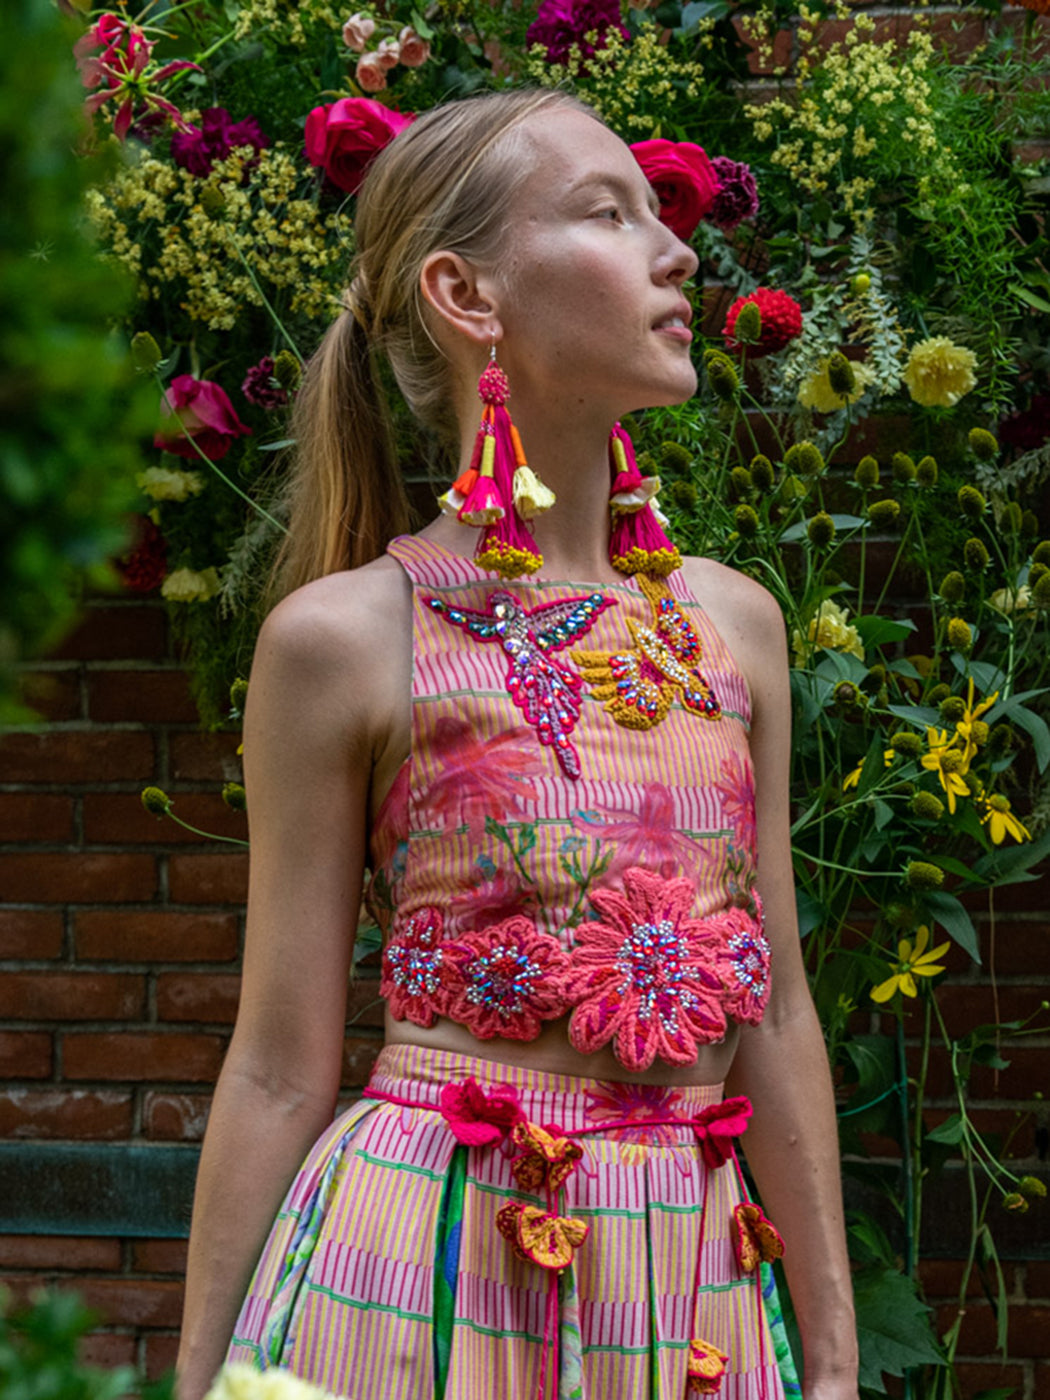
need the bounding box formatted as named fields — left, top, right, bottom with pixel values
left=425, top=590, right=615, bottom=778
left=574, top=574, right=722, bottom=730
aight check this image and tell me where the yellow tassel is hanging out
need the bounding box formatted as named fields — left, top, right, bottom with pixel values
left=513, top=466, right=556, bottom=519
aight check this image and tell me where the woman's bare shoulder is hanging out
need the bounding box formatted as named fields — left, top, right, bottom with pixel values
left=680, top=555, right=785, bottom=651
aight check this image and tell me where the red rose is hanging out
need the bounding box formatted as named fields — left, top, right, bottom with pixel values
left=723, top=288, right=803, bottom=358
left=154, top=375, right=251, bottom=461
left=630, top=139, right=720, bottom=241
left=304, top=97, right=415, bottom=195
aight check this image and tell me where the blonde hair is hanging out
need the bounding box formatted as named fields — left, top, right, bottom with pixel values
left=269, top=88, right=595, bottom=602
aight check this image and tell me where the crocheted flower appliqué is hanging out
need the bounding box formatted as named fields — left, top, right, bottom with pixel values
left=425, top=589, right=615, bottom=779
left=687, top=1337, right=729, bottom=1393
left=732, top=1202, right=785, bottom=1273
left=442, top=914, right=572, bottom=1041
left=722, top=899, right=771, bottom=1024
left=566, top=868, right=733, bottom=1071
left=380, top=906, right=449, bottom=1027
left=510, top=1120, right=584, bottom=1194
left=438, top=1077, right=524, bottom=1146
left=495, top=1202, right=589, bottom=1272
left=574, top=575, right=722, bottom=731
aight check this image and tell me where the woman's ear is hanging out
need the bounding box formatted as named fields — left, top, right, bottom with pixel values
left=420, top=250, right=502, bottom=348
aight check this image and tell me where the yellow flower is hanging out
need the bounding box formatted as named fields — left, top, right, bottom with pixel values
left=205, top=1364, right=339, bottom=1400
left=871, top=924, right=950, bottom=1002
left=920, top=728, right=970, bottom=813
left=798, top=356, right=875, bottom=413
left=161, top=566, right=222, bottom=603
left=903, top=337, right=977, bottom=408
left=791, top=599, right=865, bottom=666
left=955, top=678, right=998, bottom=766
left=137, top=466, right=206, bottom=502
left=980, top=795, right=1031, bottom=845
left=842, top=749, right=894, bottom=792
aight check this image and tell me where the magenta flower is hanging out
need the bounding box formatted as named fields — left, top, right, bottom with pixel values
left=442, top=915, right=572, bottom=1042
left=630, top=139, right=720, bottom=241
left=714, top=753, right=758, bottom=861
left=304, top=97, right=415, bottom=195
left=525, top=0, right=630, bottom=64
left=572, top=781, right=702, bottom=881
left=420, top=716, right=541, bottom=838
left=381, top=906, right=450, bottom=1027
left=240, top=357, right=288, bottom=410
left=154, top=376, right=251, bottom=462
left=439, top=1077, right=525, bottom=1146
left=171, top=108, right=270, bottom=177
left=707, top=156, right=760, bottom=232
left=74, top=13, right=200, bottom=140
left=566, top=867, right=732, bottom=1071
left=583, top=1080, right=686, bottom=1149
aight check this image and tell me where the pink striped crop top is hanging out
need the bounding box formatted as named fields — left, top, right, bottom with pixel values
left=365, top=535, right=769, bottom=1073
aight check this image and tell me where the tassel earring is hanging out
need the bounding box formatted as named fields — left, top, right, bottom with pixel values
left=439, top=345, right=555, bottom=580
left=608, top=423, right=681, bottom=576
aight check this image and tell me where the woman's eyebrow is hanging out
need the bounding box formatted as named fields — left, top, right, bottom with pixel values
left=569, top=172, right=662, bottom=217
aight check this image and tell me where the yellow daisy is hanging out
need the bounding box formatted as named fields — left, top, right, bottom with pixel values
left=980, top=795, right=1031, bottom=845
left=871, top=925, right=951, bottom=1002
left=920, top=728, right=970, bottom=813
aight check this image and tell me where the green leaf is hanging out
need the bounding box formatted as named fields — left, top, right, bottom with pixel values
left=518, top=824, right=537, bottom=856
left=955, top=658, right=1006, bottom=694
left=780, top=512, right=867, bottom=543
left=857, top=732, right=889, bottom=800
left=257, top=438, right=296, bottom=451
left=1011, top=282, right=1050, bottom=313
left=925, top=1113, right=965, bottom=1145
left=873, top=799, right=894, bottom=831
left=854, top=615, right=918, bottom=647
left=972, top=826, right=1050, bottom=884
left=886, top=703, right=941, bottom=729
left=853, top=1267, right=945, bottom=1389
left=795, top=887, right=824, bottom=938
left=924, top=891, right=980, bottom=963
left=1003, top=703, right=1050, bottom=773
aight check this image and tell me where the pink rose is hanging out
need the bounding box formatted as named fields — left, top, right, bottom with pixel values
left=630, top=138, right=720, bottom=242
left=342, top=12, right=375, bottom=51
left=398, top=25, right=431, bottom=66
left=355, top=52, right=388, bottom=92
left=375, top=36, right=401, bottom=68
left=154, top=375, right=251, bottom=461
left=304, top=96, right=415, bottom=194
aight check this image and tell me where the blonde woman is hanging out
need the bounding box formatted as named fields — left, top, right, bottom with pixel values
left=176, top=90, right=859, bottom=1400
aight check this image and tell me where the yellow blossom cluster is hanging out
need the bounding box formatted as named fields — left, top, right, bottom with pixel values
left=206, top=1362, right=339, bottom=1400
left=161, top=566, right=222, bottom=603
left=85, top=144, right=352, bottom=331
left=791, top=599, right=864, bottom=667
left=526, top=28, right=708, bottom=136
left=745, top=12, right=957, bottom=223
left=232, top=0, right=341, bottom=45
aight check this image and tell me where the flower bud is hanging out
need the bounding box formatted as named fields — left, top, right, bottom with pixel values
left=660, top=441, right=692, bottom=473
left=827, top=352, right=856, bottom=397
left=968, top=427, right=998, bottom=461
left=780, top=473, right=807, bottom=500
left=916, top=455, right=938, bottom=488
left=939, top=695, right=966, bottom=724
left=732, top=300, right=763, bottom=344
left=749, top=454, right=775, bottom=492
left=222, top=782, right=247, bottom=811
left=963, top=537, right=990, bottom=571
left=141, top=786, right=172, bottom=817
left=938, top=571, right=966, bottom=604
left=891, top=452, right=916, bottom=483
left=734, top=504, right=760, bottom=538
left=668, top=480, right=698, bottom=508
left=910, top=791, right=945, bottom=820
left=867, top=663, right=886, bottom=686
left=1004, top=501, right=1024, bottom=534
left=398, top=25, right=431, bottom=65
left=890, top=731, right=923, bottom=757
left=1034, top=571, right=1050, bottom=609
left=1033, top=540, right=1050, bottom=568
left=807, top=511, right=836, bottom=548
left=851, top=272, right=871, bottom=294
left=730, top=467, right=753, bottom=500
left=342, top=12, right=376, bottom=50
left=868, top=499, right=901, bottom=530
left=987, top=722, right=1015, bottom=755
left=131, top=332, right=163, bottom=374
left=927, top=684, right=951, bottom=705
left=833, top=680, right=861, bottom=709
left=229, top=677, right=249, bottom=714
left=1002, top=1192, right=1029, bottom=1214
left=1018, top=1175, right=1047, bottom=1199
left=785, top=441, right=825, bottom=476
left=958, top=485, right=986, bottom=520
left=706, top=354, right=739, bottom=402
left=273, top=350, right=302, bottom=391
left=1022, top=510, right=1039, bottom=539
left=906, top=860, right=944, bottom=890
left=946, top=617, right=972, bottom=650
left=854, top=455, right=880, bottom=489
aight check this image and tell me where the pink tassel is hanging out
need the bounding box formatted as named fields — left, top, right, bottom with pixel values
left=609, top=502, right=681, bottom=576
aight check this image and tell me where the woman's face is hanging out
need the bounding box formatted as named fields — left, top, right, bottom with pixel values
left=490, top=107, right=700, bottom=424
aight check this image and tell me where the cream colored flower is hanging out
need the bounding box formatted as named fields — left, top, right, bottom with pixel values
left=512, top=466, right=556, bottom=519
left=903, top=337, right=977, bottom=408
left=205, top=1363, right=339, bottom=1400
left=791, top=599, right=865, bottom=666
left=988, top=585, right=1031, bottom=614
left=161, top=566, right=221, bottom=603
left=798, top=357, right=875, bottom=413
left=137, top=466, right=206, bottom=502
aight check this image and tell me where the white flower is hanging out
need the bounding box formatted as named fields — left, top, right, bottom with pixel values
left=988, top=585, right=1031, bottom=614
left=205, top=1364, right=340, bottom=1400
left=791, top=599, right=865, bottom=666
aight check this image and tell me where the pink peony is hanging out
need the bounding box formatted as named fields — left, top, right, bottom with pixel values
left=630, top=139, right=720, bottom=241
left=304, top=97, right=414, bottom=194
left=342, top=12, right=376, bottom=50
left=154, top=375, right=251, bottom=461
left=398, top=26, right=431, bottom=66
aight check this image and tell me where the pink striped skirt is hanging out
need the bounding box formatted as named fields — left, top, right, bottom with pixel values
left=226, top=1043, right=799, bottom=1399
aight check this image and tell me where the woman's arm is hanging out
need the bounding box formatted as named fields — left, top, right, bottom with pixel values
left=709, top=572, right=859, bottom=1397
left=175, top=563, right=410, bottom=1400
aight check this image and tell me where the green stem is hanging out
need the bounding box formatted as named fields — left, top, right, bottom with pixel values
left=229, top=241, right=305, bottom=361
left=163, top=810, right=249, bottom=847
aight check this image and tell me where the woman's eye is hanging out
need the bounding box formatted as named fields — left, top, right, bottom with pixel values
left=595, top=206, right=622, bottom=222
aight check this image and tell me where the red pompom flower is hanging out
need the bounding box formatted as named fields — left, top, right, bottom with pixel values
left=723, top=288, right=803, bottom=358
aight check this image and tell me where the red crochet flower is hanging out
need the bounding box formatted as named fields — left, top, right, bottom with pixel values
left=723, top=288, right=802, bottom=358
left=721, top=900, right=771, bottom=1025
left=732, top=1202, right=785, bottom=1273
left=565, top=868, right=732, bottom=1071
left=380, top=906, right=450, bottom=1027
left=439, top=1077, right=525, bottom=1146
left=691, top=1095, right=752, bottom=1169
left=443, top=915, right=572, bottom=1042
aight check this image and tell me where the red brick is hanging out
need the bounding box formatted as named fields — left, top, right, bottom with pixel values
left=903, top=982, right=1048, bottom=1041
left=156, top=972, right=241, bottom=1024
left=346, top=976, right=384, bottom=1029
left=991, top=921, right=1050, bottom=976
left=87, top=670, right=198, bottom=724
left=916, top=1044, right=1049, bottom=1100
left=0, top=1235, right=121, bottom=1270
left=168, top=853, right=249, bottom=904
left=342, top=1033, right=382, bottom=1088
left=0, top=853, right=157, bottom=903
left=144, top=1331, right=181, bottom=1380
left=52, top=604, right=167, bottom=662
left=0, top=730, right=154, bottom=783
left=952, top=1361, right=1026, bottom=1396
left=0, top=1031, right=52, bottom=1078
left=1039, top=1361, right=1050, bottom=1400
left=0, top=1087, right=133, bottom=1139
left=132, top=1239, right=188, bottom=1274
left=16, top=670, right=82, bottom=722
left=935, top=1301, right=998, bottom=1355
left=919, top=1258, right=1016, bottom=1299
left=0, top=909, right=63, bottom=959
left=79, top=1332, right=138, bottom=1368
left=75, top=910, right=239, bottom=963
left=1008, top=1303, right=1050, bottom=1357
left=170, top=731, right=243, bottom=782
left=143, top=1091, right=212, bottom=1140
left=64, top=1032, right=225, bottom=1082
left=75, top=1276, right=184, bottom=1328
left=83, top=792, right=248, bottom=846
left=0, top=972, right=145, bottom=1021
left=0, top=792, right=75, bottom=842
left=1027, top=1260, right=1050, bottom=1297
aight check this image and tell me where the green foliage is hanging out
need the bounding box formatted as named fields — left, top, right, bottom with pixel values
left=853, top=1268, right=945, bottom=1391
left=0, top=0, right=151, bottom=720
left=0, top=1288, right=135, bottom=1400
